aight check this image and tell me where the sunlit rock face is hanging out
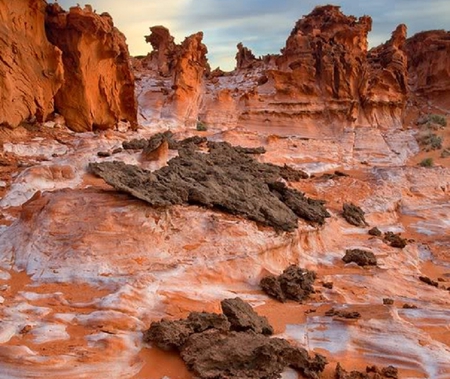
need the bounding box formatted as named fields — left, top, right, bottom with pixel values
left=0, top=0, right=64, bottom=128
left=45, top=4, right=137, bottom=132
left=137, top=5, right=409, bottom=133
left=406, top=29, right=450, bottom=107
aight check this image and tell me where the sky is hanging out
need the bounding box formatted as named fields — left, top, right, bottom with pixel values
left=57, top=0, right=450, bottom=71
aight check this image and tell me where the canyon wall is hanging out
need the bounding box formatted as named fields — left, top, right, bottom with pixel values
left=406, top=30, right=450, bottom=107
left=138, top=5, right=410, bottom=132
left=45, top=4, right=137, bottom=132
left=0, top=0, right=64, bottom=128
left=0, top=1, right=137, bottom=132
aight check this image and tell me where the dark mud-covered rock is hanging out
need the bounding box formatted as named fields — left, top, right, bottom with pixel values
left=336, top=363, right=398, bottom=379
left=325, top=308, right=361, bottom=319
left=221, top=298, right=273, bottom=336
left=342, top=249, right=377, bottom=266
left=368, top=227, right=382, bottom=236
left=143, top=318, right=192, bottom=350
left=419, top=276, right=439, bottom=287
left=143, top=312, right=230, bottom=350
left=260, top=265, right=316, bottom=302
left=143, top=298, right=327, bottom=379
left=383, top=232, right=407, bottom=248
left=90, top=141, right=329, bottom=231
left=343, top=203, right=368, bottom=227
left=122, top=138, right=148, bottom=150
left=181, top=330, right=326, bottom=379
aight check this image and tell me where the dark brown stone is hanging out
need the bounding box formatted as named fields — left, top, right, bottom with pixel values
left=221, top=297, right=273, bottom=336
left=343, top=203, right=368, bottom=227
left=89, top=141, right=329, bottom=231
left=260, top=265, right=316, bottom=303
left=342, top=249, right=377, bottom=266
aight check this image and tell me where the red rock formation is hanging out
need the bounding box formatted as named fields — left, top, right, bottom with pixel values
left=235, top=43, right=259, bottom=70
left=164, top=32, right=209, bottom=126
left=45, top=4, right=137, bottom=132
left=0, top=0, right=64, bottom=128
left=406, top=30, right=450, bottom=106
left=144, top=26, right=177, bottom=76
left=365, top=24, right=408, bottom=126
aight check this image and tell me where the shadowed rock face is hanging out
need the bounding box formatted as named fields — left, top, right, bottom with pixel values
left=45, top=4, right=137, bottom=132
left=90, top=141, right=329, bottom=231
left=144, top=298, right=327, bottom=379
left=0, top=0, right=64, bottom=128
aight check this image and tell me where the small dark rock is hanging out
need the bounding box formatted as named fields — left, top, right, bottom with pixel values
left=381, top=365, right=399, bottom=378
left=325, top=308, right=361, bottom=319
left=383, top=298, right=394, bottom=305
left=342, top=249, right=377, bottom=266
left=234, top=146, right=266, bottom=155
left=336, top=363, right=398, bottom=379
left=97, top=151, right=111, bottom=157
left=383, top=232, right=407, bottom=248
left=343, top=203, right=368, bottom=227
left=122, top=138, right=148, bottom=150
left=368, top=227, right=382, bottom=237
left=221, top=298, right=273, bottom=336
left=419, top=276, right=439, bottom=287
left=260, top=265, right=316, bottom=303
left=323, top=282, right=334, bottom=289
left=402, top=304, right=418, bottom=309
left=112, top=147, right=123, bottom=154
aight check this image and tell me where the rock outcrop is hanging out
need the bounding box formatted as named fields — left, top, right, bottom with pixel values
left=144, top=298, right=327, bottom=379
left=0, top=0, right=64, bottom=128
left=164, top=32, right=209, bottom=126
left=143, top=26, right=177, bottom=76
left=406, top=30, right=450, bottom=106
left=138, top=5, right=412, bottom=131
left=260, top=265, right=317, bottom=303
left=89, top=140, right=330, bottom=231
left=45, top=4, right=137, bottom=132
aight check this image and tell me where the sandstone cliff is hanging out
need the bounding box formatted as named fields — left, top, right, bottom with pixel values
left=0, top=0, right=64, bottom=128
left=406, top=30, right=450, bottom=107
left=139, top=27, right=209, bottom=126
left=45, top=4, right=137, bottom=132
left=138, top=5, right=410, bottom=131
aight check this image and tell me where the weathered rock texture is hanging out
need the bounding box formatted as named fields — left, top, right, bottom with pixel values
left=90, top=140, right=329, bottom=231
left=342, top=249, right=377, bottom=267
left=406, top=30, right=450, bottom=106
left=138, top=5, right=411, bottom=130
left=0, top=0, right=64, bottom=128
left=45, top=4, right=137, bottom=132
left=144, top=298, right=327, bottom=379
left=260, top=265, right=316, bottom=303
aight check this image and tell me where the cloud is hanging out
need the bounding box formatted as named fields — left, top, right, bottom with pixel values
left=57, top=0, right=450, bottom=70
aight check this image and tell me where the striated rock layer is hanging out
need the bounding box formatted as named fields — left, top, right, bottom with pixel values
left=0, top=0, right=64, bottom=128
left=137, top=5, right=409, bottom=131
left=45, top=4, right=137, bottom=132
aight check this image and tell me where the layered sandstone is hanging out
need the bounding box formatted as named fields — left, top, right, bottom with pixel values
left=406, top=29, right=450, bottom=106
left=0, top=0, right=64, bottom=128
left=139, top=5, right=410, bottom=131
left=45, top=4, right=137, bottom=132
